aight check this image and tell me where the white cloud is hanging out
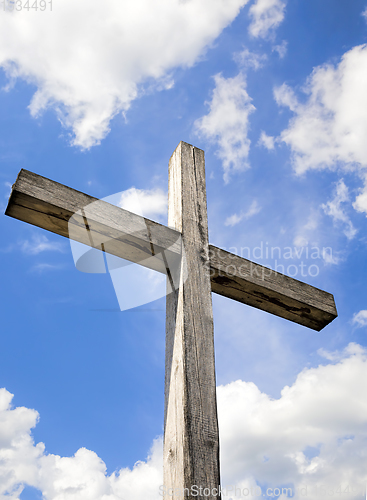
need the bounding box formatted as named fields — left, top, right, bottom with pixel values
left=362, top=6, right=367, bottom=22
left=21, top=235, right=64, bottom=255
left=0, top=388, right=43, bottom=498
left=303, top=211, right=319, bottom=231
left=0, top=0, right=249, bottom=149
left=30, top=263, right=64, bottom=273
left=317, top=347, right=339, bottom=362
left=246, top=201, right=262, bottom=218
left=195, top=73, right=256, bottom=183
left=248, top=0, right=287, bottom=39
left=292, top=210, right=342, bottom=266
left=2, top=344, right=367, bottom=498
left=322, top=247, right=342, bottom=265
left=292, top=211, right=318, bottom=250
left=275, top=44, right=367, bottom=188
left=234, top=48, right=267, bottom=71
left=4, top=181, right=12, bottom=198
left=272, top=40, right=288, bottom=58
left=293, top=235, right=308, bottom=248
left=225, top=200, right=261, bottom=226
left=258, top=131, right=275, bottom=150
left=118, top=187, right=167, bottom=222
left=218, top=343, right=367, bottom=496
left=353, top=177, right=367, bottom=215
left=225, top=213, right=244, bottom=227
left=316, top=343, right=364, bottom=362
left=37, top=440, right=162, bottom=500
left=321, top=179, right=357, bottom=240
left=0, top=388, right=163, bottom=499
left=353, top=310, right=367, bottom=328
left=274, top=82, right=298, bottom=111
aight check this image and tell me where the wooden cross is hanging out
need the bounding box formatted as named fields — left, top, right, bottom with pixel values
left=5, top=141, right=337, bottom=499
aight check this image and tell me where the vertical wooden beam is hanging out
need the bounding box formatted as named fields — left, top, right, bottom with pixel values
left=164, top=142, right=220, bottom=499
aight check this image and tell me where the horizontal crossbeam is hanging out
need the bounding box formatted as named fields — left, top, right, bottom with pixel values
left=5, top=169, right=337, bottom=331
left=6, top=169, right=182, bottom=275
left=209, top=246, right=336, bottom=331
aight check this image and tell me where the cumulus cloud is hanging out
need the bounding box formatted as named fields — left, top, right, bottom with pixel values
left=2, top=344, right=367, bottom=499
left=273, top=40, right=288, bottom=58
left=322, top=248, right=342, bottom=265
left=293, top=216, right=319, bottom=252
left=21, top=235, right=64, bottom=255
left=353, top=178, right=367, bottom=215
left=317, top=343, right=365, bottom=362
left=118, top=187, right=167, bottom=222
left=37, top=441, right=163, bottom=500
left=0, top=0, right=249, bottom=149
left=293, top=235, right=308, bottom=248
left=292, top=210, right=342, bottom=266
left=0, top=388, right=162, bottom=499
left=275, top=45, right=367, bottom=184
left=224, top=213, right=244, bottom=227
left=225, top=200, right=261, bottom=226
left=30, top=263, right=65, bottom=273
left=258, top=131, right=275, bottom=150
left=353, top=310, right=367, bottom=328
left=248, top=0, right=287, bottom=39
left=321, top=179, right=357, bottom=240
left=0, top=388, right=43, bottom=498
left=195, top=73, right=255, bottom=183
left=218, top=343, right=367, bottom=497
left=234, top=48, right=267, bottom=71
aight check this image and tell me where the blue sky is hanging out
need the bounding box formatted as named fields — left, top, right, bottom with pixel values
left=1, top=0, right=367, bottom=498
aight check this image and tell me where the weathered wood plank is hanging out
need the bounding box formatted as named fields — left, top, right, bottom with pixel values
left=5, top=168, right=337, bottom=331
left=164, top=142, right=220, bottom=499
left=209, top=246, right=337, bottom=331
left=5, top=169, right=182, bottom=275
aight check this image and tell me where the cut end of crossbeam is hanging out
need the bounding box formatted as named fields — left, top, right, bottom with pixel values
left=5, top=168, right=25, bottom=217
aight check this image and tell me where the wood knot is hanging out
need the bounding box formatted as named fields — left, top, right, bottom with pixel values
left=167, top=447, right=175, bottom=464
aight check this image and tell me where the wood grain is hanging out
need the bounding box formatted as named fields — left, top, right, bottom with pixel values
left=5, top=169, right=182, bottom=275
left=164, top=142, right=221, bottom=499
left=5, top=168, right=337, bottom=331
left=209, top=245, right=337, bottom=331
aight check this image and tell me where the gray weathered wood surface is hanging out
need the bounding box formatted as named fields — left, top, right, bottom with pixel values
left=5, top=168, right=337, bottom=331
left=4, top=142, right=339, bottom=500
left=5, top=169, right=182, bottom=275
left=209, top=246, right=337, bottom=331
left=164, top=142, right=220, bottom=499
